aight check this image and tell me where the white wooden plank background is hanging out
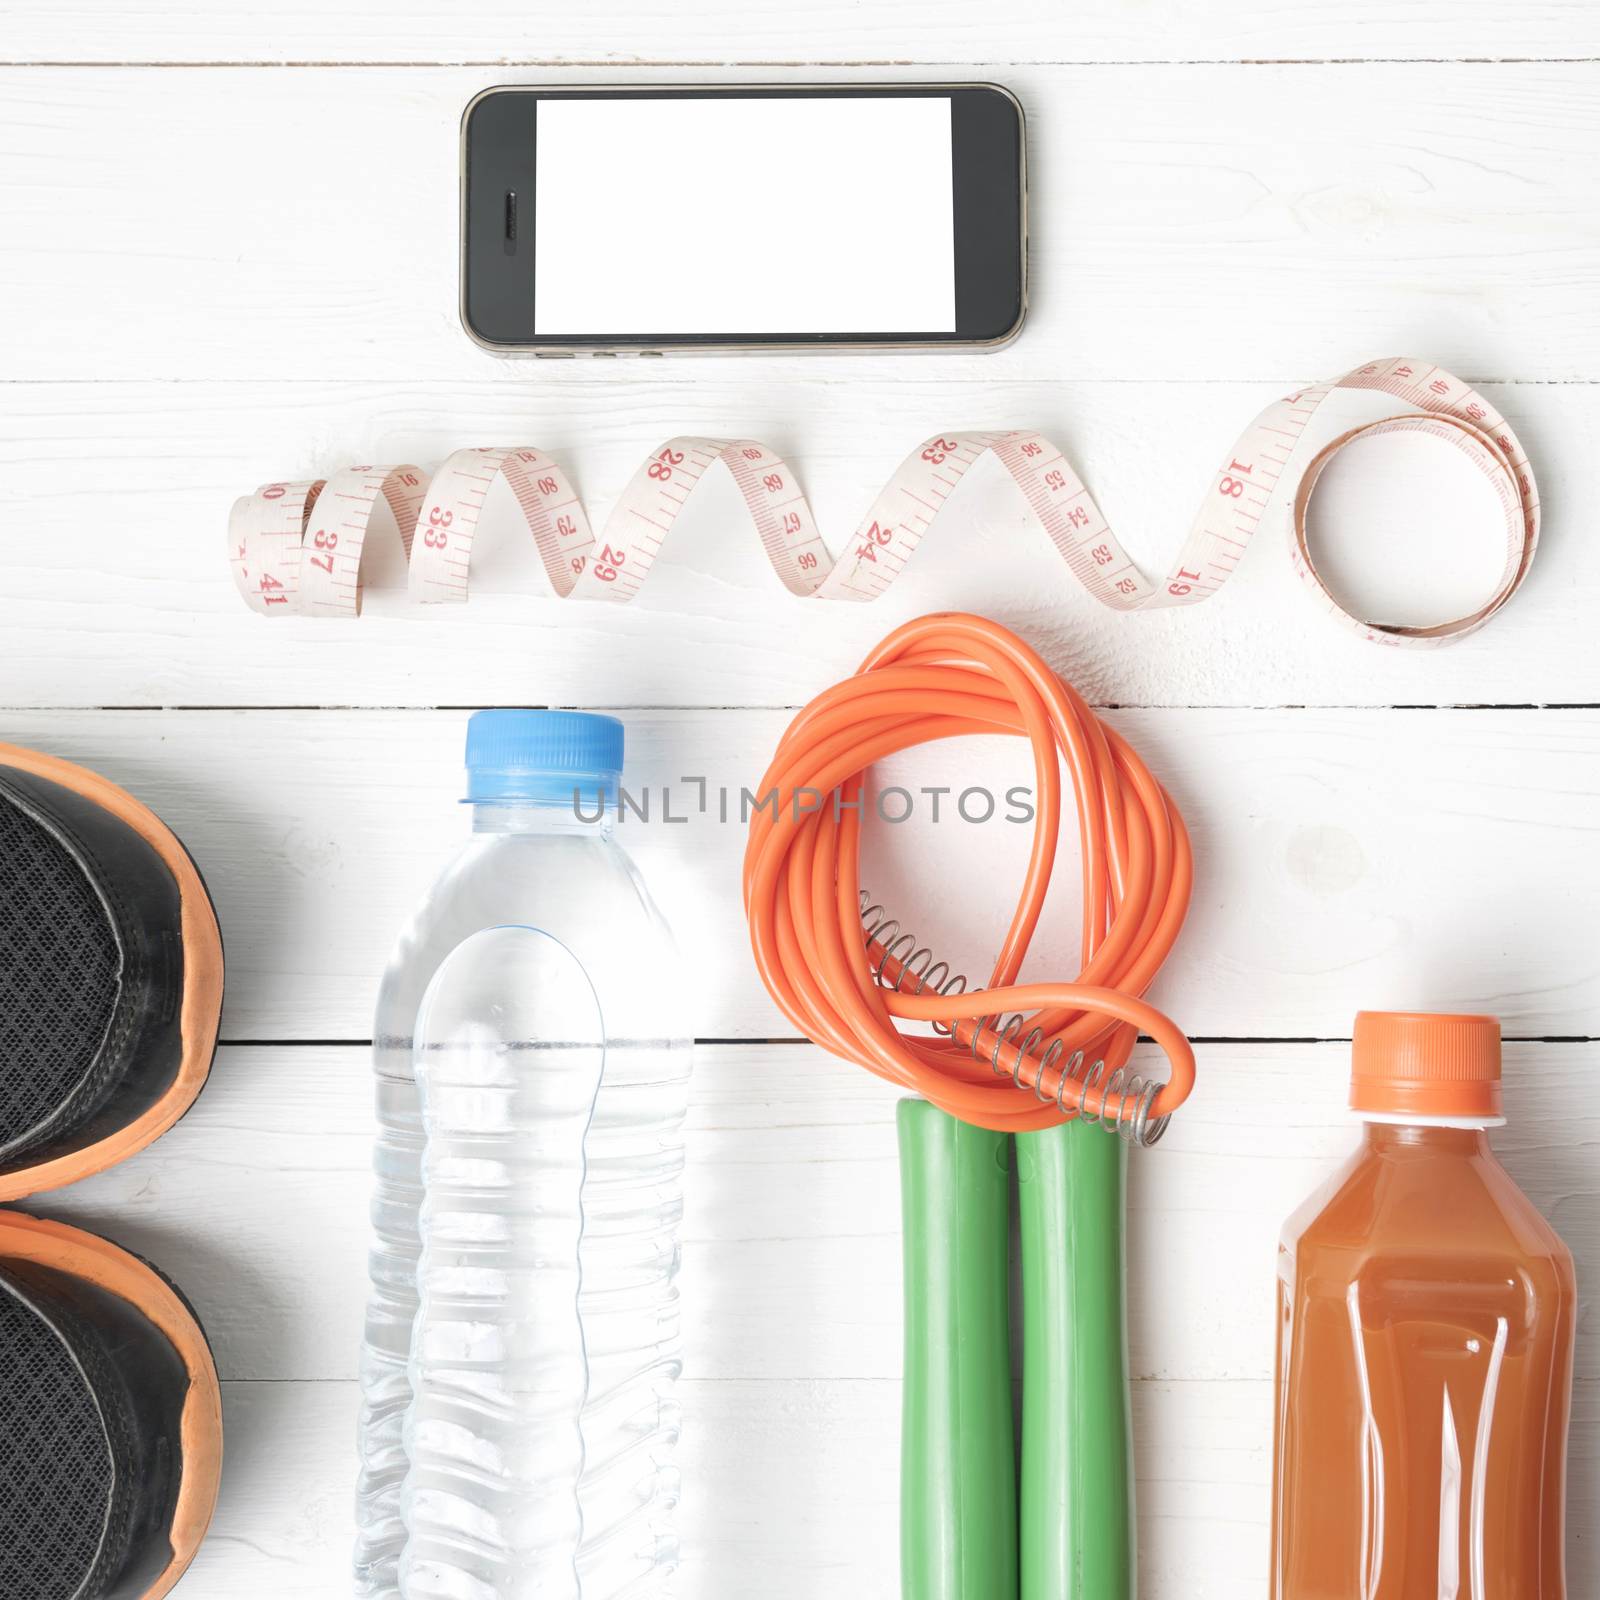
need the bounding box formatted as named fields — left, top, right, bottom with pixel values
left=6, top=3, right=1600, bottom=65
left=3, top=64, right=1598, bottom=384
left=1, top=3, right=1596, bottom=1595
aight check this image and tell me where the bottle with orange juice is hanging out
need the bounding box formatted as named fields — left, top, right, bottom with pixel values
left=1272, top=1011, right=1577, bottom=1598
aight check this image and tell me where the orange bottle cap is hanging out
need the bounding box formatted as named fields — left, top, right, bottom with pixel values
left=1349, top=1010, right=1503, bottom=1122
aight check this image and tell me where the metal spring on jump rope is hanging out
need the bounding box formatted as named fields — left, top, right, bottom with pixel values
left=972, top=1014, right=1171, bottom=1148
left=859, top=891, right=970, bottom=1035
left=858, top=891, right=1172, bottom=1149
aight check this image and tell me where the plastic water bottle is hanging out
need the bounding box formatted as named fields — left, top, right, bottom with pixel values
left=403, top=925, right=605, bottom=1598
left=356, top=711, right=692, bottom=1599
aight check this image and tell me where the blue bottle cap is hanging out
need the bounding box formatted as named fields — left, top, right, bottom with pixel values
left=464, top=709, right=624, bottom=805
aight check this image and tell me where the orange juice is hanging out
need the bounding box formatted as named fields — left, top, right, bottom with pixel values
left=1272, top=1012, right=1576, bottom=1598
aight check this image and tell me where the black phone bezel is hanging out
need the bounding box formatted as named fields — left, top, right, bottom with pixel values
left=461, top=84, right=1026, bottom=352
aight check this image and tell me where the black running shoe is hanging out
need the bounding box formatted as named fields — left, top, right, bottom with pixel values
left=0, top=1213, right=223, bottom=1599
left=0, top=745, right=223, bottom=1201
left=0, top=745, right=226, bottom=1596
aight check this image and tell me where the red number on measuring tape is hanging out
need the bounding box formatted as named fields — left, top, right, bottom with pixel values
left=856, top=520, right=894, bottom=563
left=423, top=506, right=452, bottom=550
left=1219, top=477, right=1245, bottom=498
left=649, top=447, right=685, bottom=482
left=593, top=543, right=626, bottom=582
left=921, top=438, right=959, bottom=465
left=763, top=473, right=784, bottom=492
left=310, top=524, right=337, bottom=575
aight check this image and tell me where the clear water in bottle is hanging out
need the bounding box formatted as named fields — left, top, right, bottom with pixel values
left=356, top=711, right=692, bottom=1599
left=403, top=925, right=604, bottom=1599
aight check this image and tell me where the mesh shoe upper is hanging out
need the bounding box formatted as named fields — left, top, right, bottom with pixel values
left=0, top=797, right=122, bottom=1162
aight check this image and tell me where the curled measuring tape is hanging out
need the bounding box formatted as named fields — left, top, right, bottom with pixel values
left=229, top=357, right=1536, bottom=645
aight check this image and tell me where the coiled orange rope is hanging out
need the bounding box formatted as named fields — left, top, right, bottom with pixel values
left=742, top=612, right=1196, bottom=1135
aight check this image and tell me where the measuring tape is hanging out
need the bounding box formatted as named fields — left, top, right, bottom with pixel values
left=228, top=357, right=1537, bottom=645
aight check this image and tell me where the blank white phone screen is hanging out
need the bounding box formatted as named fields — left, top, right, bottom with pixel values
left=532, top=96, right=956, bottom=336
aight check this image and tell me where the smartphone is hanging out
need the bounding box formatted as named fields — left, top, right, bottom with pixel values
left=460, top=84, right=1026, bottom=356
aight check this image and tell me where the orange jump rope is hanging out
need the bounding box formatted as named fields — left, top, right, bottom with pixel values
left=743, top=611, right=1196, bottom=1598
left=743, top=610, right=1196, bottom=1135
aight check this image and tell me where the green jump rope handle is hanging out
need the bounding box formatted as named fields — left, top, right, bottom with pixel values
left=1017, top=1120, right=1135, bottom=1600
left=897, top=1099, right=1018, bottom=1600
